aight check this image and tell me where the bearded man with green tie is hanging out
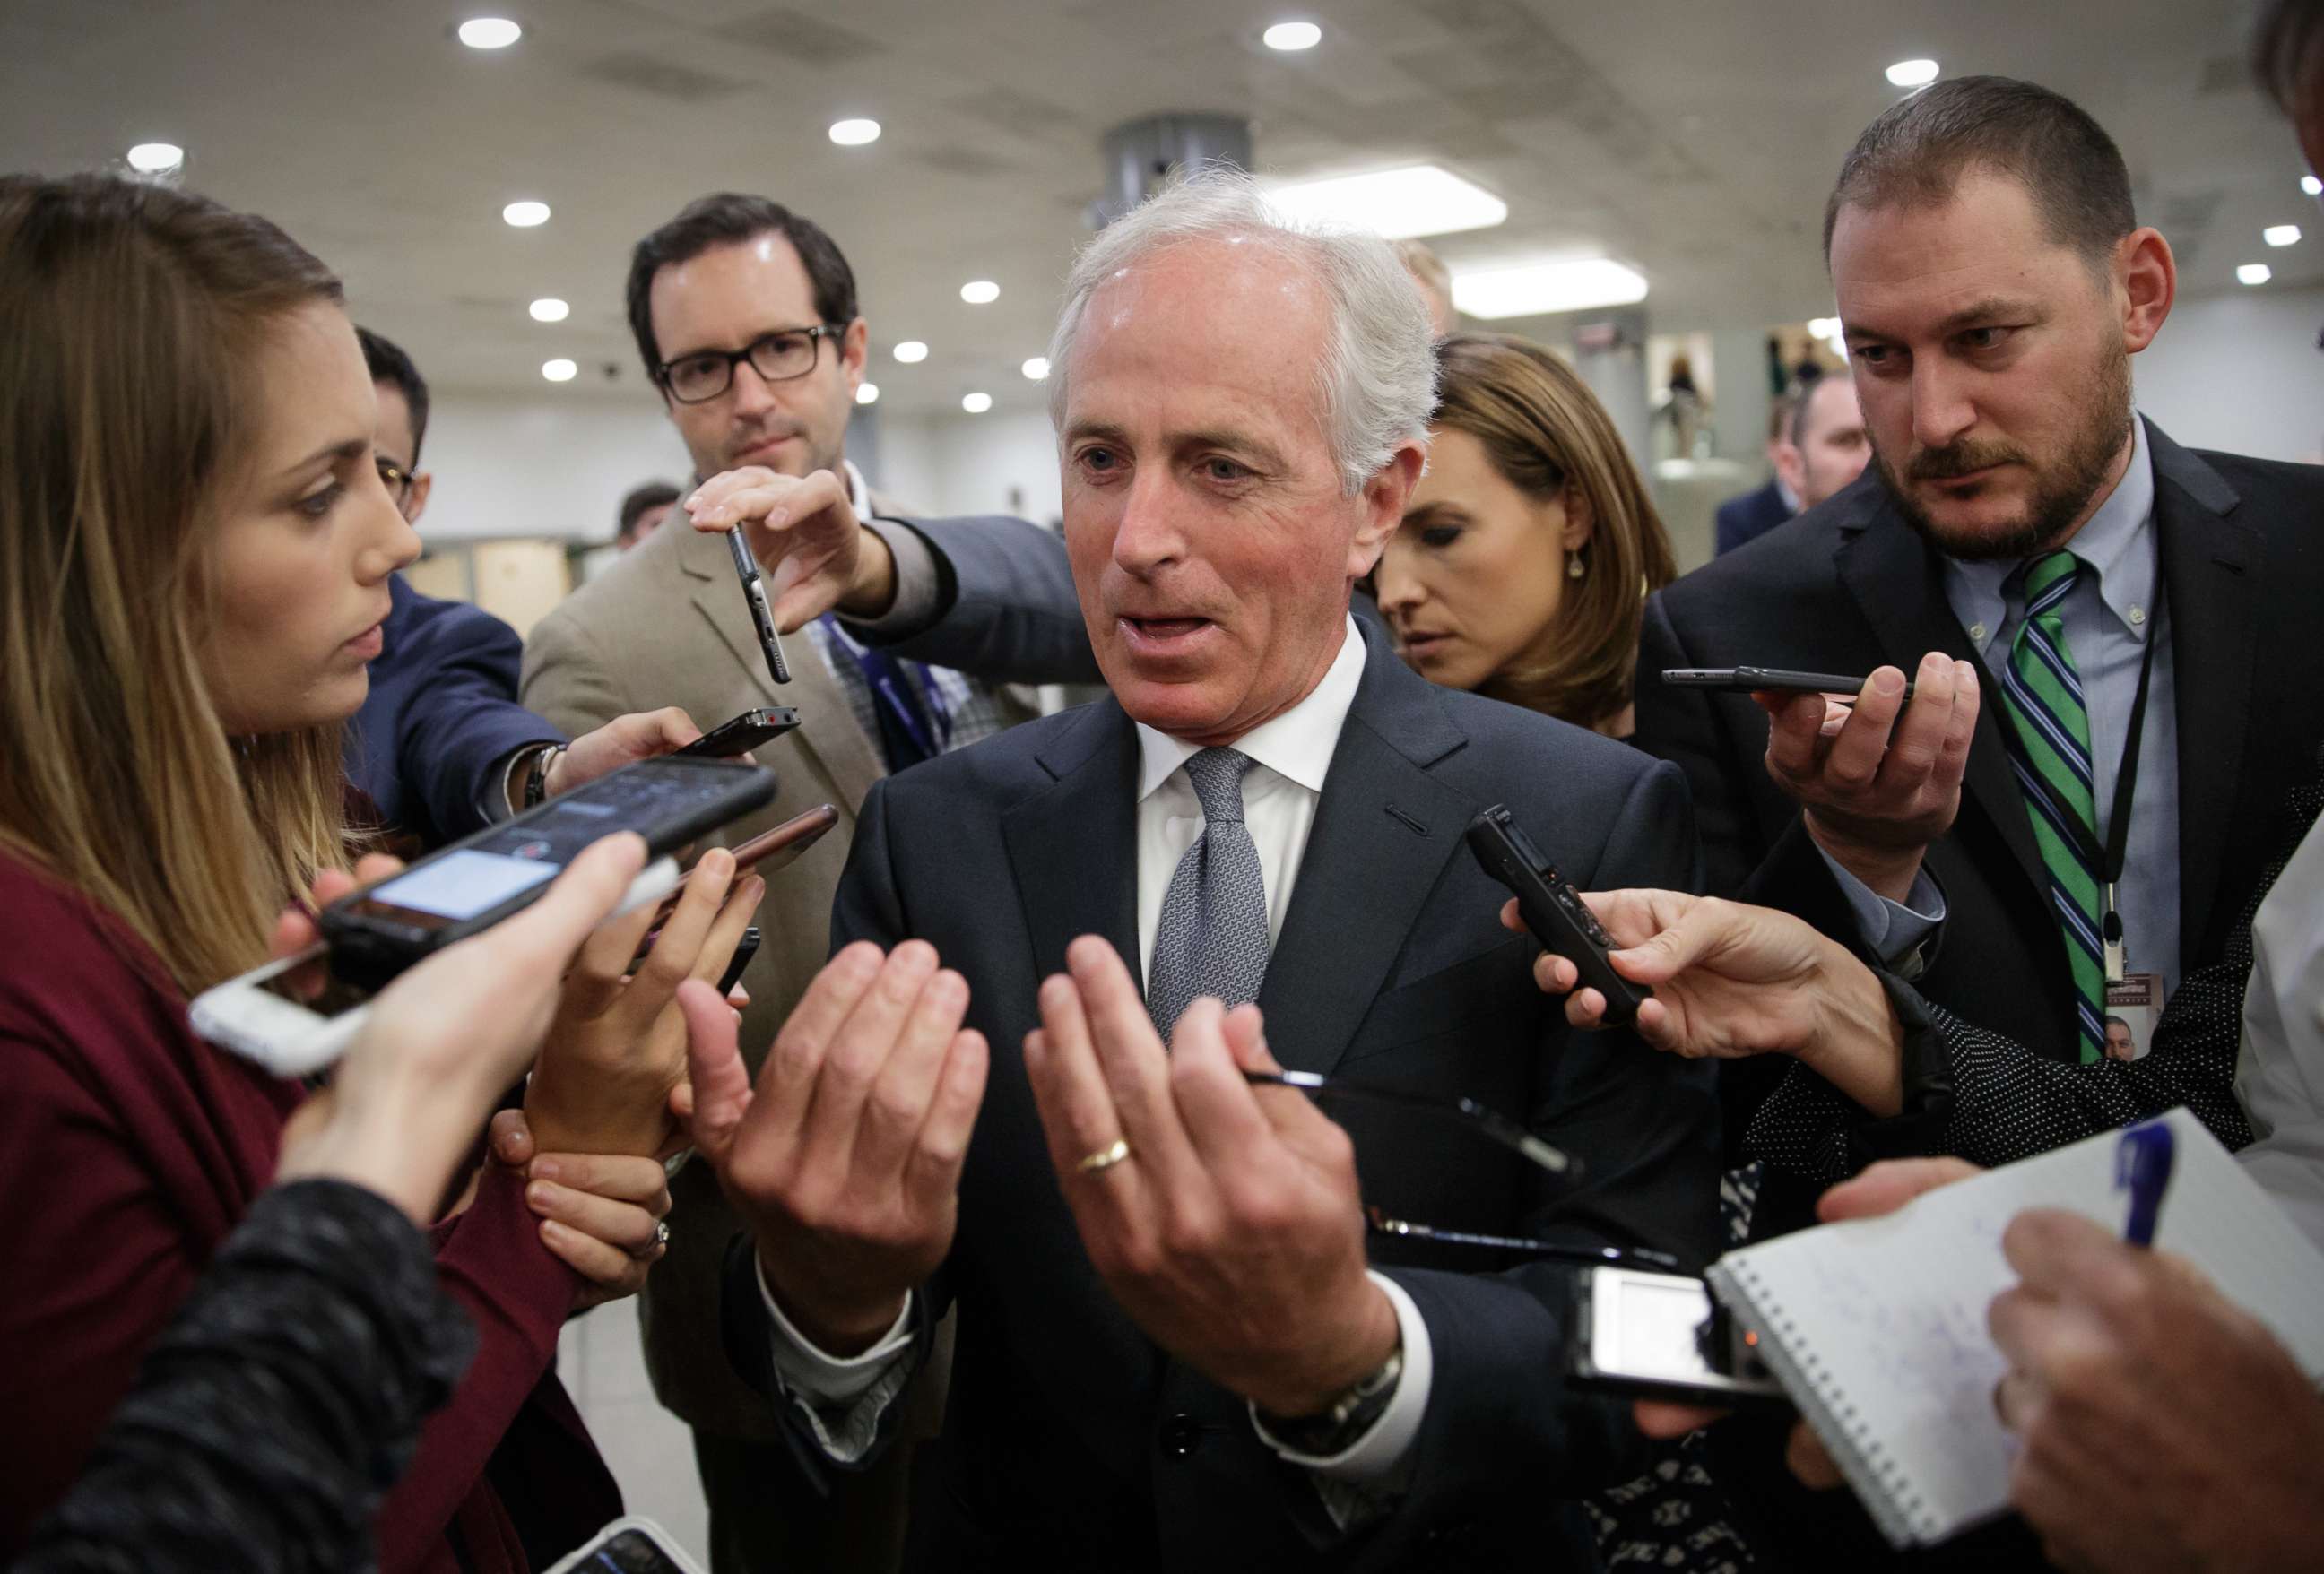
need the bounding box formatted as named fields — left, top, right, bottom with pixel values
left=1632, top=74, right=2324, bottom=1244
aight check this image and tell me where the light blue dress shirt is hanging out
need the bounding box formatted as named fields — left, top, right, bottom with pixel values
left=1943, top=418, right=2181, bottom=996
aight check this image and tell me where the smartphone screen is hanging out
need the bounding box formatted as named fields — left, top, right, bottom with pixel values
left=367, top=849, right=559, bottom=921
left=1594, top=1270, right=1721, bottom=1382
left=577, top=1528, right=693, bottom=1573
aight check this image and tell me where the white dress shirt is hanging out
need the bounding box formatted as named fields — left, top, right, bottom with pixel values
left=2236, top=809, right=2324, bottom=1250
left=760, top=617, right=1433, bottom=1498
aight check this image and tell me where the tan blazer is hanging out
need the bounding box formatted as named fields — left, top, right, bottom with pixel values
left=523, top=502, right=1029, bottom=1441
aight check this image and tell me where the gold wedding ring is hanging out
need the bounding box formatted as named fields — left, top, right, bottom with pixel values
left=1076, top=1137, right=1132, bottom=1173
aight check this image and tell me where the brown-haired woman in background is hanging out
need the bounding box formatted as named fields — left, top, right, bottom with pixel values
left=0, top=173, right=756, bottom=1572
left=1375, top=331, right=1678, bottom=737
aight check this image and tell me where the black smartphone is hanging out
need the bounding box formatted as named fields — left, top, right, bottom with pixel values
left=1570, top=1266, right=1790, bottom=1409
left=544, top=1516, right=706, bottom=1573
left=716, top=927, right=761, bottom=995
left=1661, top=666, right=1914, bottom=701
left=1466, top=804, right=1651, bottom=1026
left=322, top=757, right=777, bottom=990
left=676, top=707, right=801, bottom=758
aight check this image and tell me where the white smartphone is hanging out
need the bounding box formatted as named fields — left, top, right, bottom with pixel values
left=1570, top=1265, right=1791, bottom=1408
left=189, top=856, right=681, bottom=1077
left=545, top=1517, right=707, bottom=1574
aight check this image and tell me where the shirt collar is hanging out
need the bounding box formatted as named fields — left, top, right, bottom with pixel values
left=1135, top=616, right=1366, bottom=801
left=843, top=458, right=872, bottom=518
left=1947, top=417, right=2157, bottom=636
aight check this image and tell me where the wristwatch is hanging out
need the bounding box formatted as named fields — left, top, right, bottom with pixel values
left=520, top=744, right=564, bottom=809
left=1253, top=1345, right=1403, bottom=1457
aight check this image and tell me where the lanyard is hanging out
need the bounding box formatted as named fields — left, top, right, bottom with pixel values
left=2031, top=589, right=2161, bottom=984
left=819, top=614, right=950, bottom=766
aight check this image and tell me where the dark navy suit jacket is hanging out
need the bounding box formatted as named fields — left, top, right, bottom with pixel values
left=732, top=594, right=1721, bottom=1571
left=348, top=575, right=563, bottom=847
left=1712, top=479, right=1792, bottom=557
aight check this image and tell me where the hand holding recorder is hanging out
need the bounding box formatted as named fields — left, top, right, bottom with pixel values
left=687, top=465, right=897, bottom=633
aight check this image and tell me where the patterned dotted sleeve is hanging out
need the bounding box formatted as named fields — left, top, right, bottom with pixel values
left=1745, top=765, right=2322, bottom=1189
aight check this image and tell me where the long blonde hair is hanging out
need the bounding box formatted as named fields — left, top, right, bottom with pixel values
left=1431, top=333, right=1677, bottom=730
left=0, top=174, right=353, bottom=993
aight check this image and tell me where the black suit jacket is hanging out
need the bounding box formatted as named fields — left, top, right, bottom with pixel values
left=1713, top=480, right=1792, bottom=556
left=347, top=575, right=562, bottom=847
left=745, top=622, right=1721, bottom=1572
left=1635, top=419, right=2324, bottom=1190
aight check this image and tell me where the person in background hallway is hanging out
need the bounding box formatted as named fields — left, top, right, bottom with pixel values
left=618, top=480, right=681, bottom=551
left=351, top=327, right=692, bottom=851
left=1376, top=332, right=1678, bottom=738
left=1660, top=351, right=1704, bottom=457
left=1771, top=370, right=1871, bottom=519
left=1713, top=393, right=1799, bottom=555
left=0, top=173, right=758, bottom=1573
left=1633, top=76, right=2324, bottom=1253
left=523, top=190, right=1037, bottom=1574
left=1393, top=236, right=1457, bottom=336
left=685, top=167, right=1719, bottom=1573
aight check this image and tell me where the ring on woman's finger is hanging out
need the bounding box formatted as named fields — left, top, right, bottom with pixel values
left=1076, top=1137, right=1132, bottom=1174
left=629, top=1219, right=672, bottom=1258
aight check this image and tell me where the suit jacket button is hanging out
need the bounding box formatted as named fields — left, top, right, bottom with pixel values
left=1159, top=1413, right=1202, bottom=1457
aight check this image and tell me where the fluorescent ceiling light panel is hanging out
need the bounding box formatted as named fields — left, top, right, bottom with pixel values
left=960, top=280, right=1000, bottom=304
left=1021, top=357, right=1050, bottom=381
left=528, top=298, right=568, bottom=322
left=829, top=118, right=881, bottom=146
left=1263, top=22, right=1322, bottom=51
left=1265, top=165, right=1506, bottom=240
left=961, top=392, right=993, bottom=413
left=1452, top=258, right=1648, bottom=319
left=2304, top=176, right=2321, bottom=196
left=2238, top=263, right=2273, bottom=285
left=1886, top=58, right=1939, bottom=87
left=893, top=340, right=928, bottom=363
left=457, top=18, right=522, bottom=49
left=2265, top=224, right=2302, bottom=246
left=126, top=142, right=183, bottom=173
left=855, top=382, right=880, bottom=404
left=502, top=200, right=551, bottom=227
left=542, top=358, right=577, bottom=382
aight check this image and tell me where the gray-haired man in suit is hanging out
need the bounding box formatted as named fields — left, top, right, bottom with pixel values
left=678, top=171, right=1721, bottom=1571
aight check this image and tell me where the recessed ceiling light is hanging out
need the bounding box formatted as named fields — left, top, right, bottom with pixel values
left=1021, top=357, right=1051, bottom=381
left=829, top=117, right=881, bottom=147
left=893, top=340, right=929, bottom=363
left=502, top=200, right=551, bottom=228
left=855, top=382, right=880, bottom=405
left=1451, top=258, right=1650, bottom=319
left=961, top=392, right=993, bottom=414
left=528, top=298, right=569, bottom=323
left=456, top=17, right=522, bottom=49
left=1262, top=21, right=1322, bottom=51
left=2266, top=224, right=2302, bottom=246
left=1886, top=58, right=1939, bottom=88
left=1264, top=164, right=1506, bottom=240
left=1806, top=316, right=1841, bottom=339
left=542, top=358, right=577, bottom=382
left=2238, top=263, right=2274, bottom=286
left=126, top=142, right=183, bottom=174
left=2304, top=176, right=2321, bottom=197
left=960, top=280, right=1000, bottom=305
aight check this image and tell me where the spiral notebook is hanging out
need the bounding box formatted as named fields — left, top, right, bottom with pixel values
left=1706, top=1109, right=2324, bottom=1548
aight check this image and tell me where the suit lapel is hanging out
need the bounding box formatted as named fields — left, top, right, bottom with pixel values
left=678, top=523, right=886, bottom=811
left=1000, top=703, right=1140, bottom=983
left=1833, top=499, right=2051, bottom=911
left=1257, top=629, right=1469, bottom=1077
left=2147, top=422, right=2258, bottom=968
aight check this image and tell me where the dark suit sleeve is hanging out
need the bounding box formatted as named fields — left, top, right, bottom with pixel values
left=845, top=516, right=1106, bottom=685
left=391, top=601, right=562, bottom=841
left=1364, top=760, right=1722, bottom=1561
left=719, top=778, right=943, bottom=1487
left=1713, top=499, right=1747, bottom=557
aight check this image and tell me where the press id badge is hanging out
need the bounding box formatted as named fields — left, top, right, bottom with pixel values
left=2103, top=973, right=2166, bottom=1063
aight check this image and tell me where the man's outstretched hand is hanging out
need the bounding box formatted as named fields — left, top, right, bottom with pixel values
left=687, top=466, right=898, bottom=632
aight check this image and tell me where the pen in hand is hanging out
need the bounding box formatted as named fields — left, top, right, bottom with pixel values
left=2116, top=1120, right=2174, bottom=1248
left=726, top=525, right=791, bottom=685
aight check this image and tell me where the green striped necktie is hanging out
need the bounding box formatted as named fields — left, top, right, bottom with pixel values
left=1999, top=550, right=2105, bottom=1062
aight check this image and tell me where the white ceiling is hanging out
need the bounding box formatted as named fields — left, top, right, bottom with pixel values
left=2, top=0, right=2306, bottom=418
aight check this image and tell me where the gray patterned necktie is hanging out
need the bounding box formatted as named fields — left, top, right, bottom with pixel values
left=1146, top=747, right=1272, bottom=1041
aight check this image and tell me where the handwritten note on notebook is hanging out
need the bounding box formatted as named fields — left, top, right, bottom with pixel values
left=1706, top=1109, right=2324, bottom=1547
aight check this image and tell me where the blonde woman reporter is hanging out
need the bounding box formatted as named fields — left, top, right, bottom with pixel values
left=1376, top=331, right=1677, bottom=737
left=0, top=174, right=755, bottom=1573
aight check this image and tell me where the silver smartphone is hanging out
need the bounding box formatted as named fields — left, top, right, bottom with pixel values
left=546, top=1517, right=707, bottom=1574
left=1571, top=1266, right=1790, bottom=1408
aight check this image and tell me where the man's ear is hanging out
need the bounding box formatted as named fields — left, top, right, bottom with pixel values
left=1771, top=439, right=1807, bottom=503
left=1350, top=441, right=1425, bottom=579
left=841, top=316, right=870, bottom=394
left=404, top=471, right=433, bottom=526
left=2116, top=228, right=2175, bottom=355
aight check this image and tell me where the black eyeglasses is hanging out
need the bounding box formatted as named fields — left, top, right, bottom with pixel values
left=375, top=456, right=417, bottom=510
left=1245, top=1070, right=1683, bottom=1271
left=657, top=325, right=845, bottom=404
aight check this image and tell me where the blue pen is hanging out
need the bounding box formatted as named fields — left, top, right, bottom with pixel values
left=2115, top=1120, right=2175, bottom=1248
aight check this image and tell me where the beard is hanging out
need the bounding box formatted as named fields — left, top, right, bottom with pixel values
left=1872, top=337, right=2134, bottom=563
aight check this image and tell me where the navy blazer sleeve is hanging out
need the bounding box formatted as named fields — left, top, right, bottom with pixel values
left=349, top=579, right=563, bottom=845
left=850, top=516, right=1106, bottom=685
left=1367, top=759, right=1721, bottom=1558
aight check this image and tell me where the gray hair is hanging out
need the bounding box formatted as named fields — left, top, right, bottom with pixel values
left=1045, top=168, right=1437, bottom=495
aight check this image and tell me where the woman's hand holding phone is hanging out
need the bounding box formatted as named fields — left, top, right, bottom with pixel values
left=522, top=845, right=767, bottom=1159
left=273, top=835, right=653, bottom=1225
